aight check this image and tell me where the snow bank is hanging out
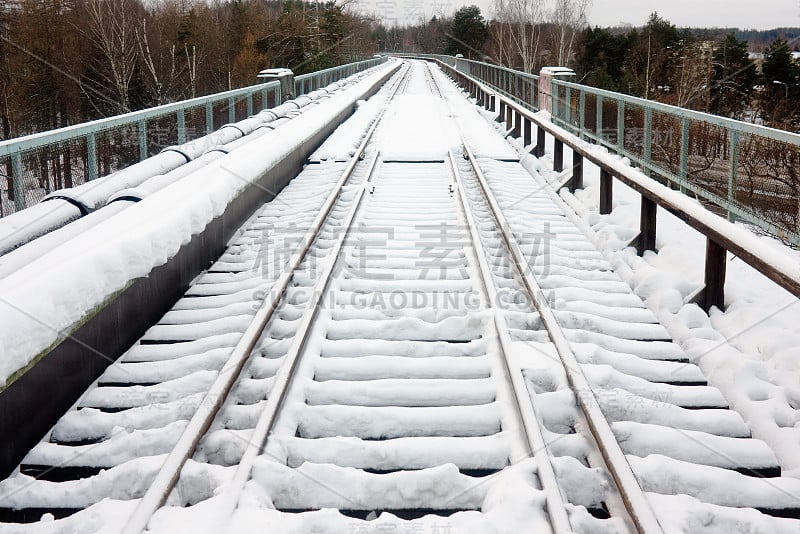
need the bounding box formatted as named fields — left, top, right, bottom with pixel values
left=0, top=62, right=398, bottom=389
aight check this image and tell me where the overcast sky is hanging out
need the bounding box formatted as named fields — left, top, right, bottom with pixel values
left=588, top=0, right=800, bottom=30
left=359, top=0, right=800, bottom=30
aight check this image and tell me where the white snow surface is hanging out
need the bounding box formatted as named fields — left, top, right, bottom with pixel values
left=520, top=117, right=800, bottom=478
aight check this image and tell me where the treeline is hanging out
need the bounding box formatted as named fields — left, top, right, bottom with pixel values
left=713, top=28, right=800, bottom=51
left=377, top=0, right=593, bottom=72
left=613, top=27, right=800, bottom=52
left=379, top=7, right=800, bottom=129
left=578, top=15, right=800, bottom=128
left=0, top=0, right=376, bottom=141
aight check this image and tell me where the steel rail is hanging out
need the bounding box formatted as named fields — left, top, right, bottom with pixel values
left=445, top=147, right=573, bottom=534
left=424, top=59, right=574, bottom=532
left=426, top=62, right=664, bottom=533
left=121, top=64, right=412, bottom=534
left=463, top=141, right=663, bottom=534
left=210, top=148, right=382, bottom=526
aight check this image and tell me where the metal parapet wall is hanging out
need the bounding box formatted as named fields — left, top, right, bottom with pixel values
left=0, top=60, right=401, bottom=479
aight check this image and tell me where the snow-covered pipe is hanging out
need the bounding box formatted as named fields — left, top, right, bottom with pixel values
left=0, top=150, right=226, bottom=279
left=0, top=97, right=330, bottom=275
left=0, top=202, right=84, bottom=257
left=0, top=110, right=305, bottom=277
left=0, top=74, right=356, bottom=256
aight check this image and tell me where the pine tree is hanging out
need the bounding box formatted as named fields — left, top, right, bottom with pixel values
left=446, top=5, right=488, bottom=58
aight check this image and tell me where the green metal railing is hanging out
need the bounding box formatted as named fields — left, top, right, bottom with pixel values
left=551, top=78, right=800, bottom=246
left=394, top=54, right=541, bottom=111
left=457, top=59, right=541, bottom=111
left=293, top=56, right=387, bottom=97
left=0, top=57, right=388, bottom=218
left=399, top=53, right=800, bottom=246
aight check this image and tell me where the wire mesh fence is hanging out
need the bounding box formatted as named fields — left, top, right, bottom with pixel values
left=0, top=56, right=386, bottom=219
left=466, top=61, right=539, bottom=111
left=0, top=82, right=281, bottom=218
left=549, top=78, right=800, bottom=246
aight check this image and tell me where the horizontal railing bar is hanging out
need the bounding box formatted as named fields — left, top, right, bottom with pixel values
left=0, top=81, right=280, bottom=156
left=0, top=58, right=387, bottom=158
left=552, top=78, right=800, bottom=146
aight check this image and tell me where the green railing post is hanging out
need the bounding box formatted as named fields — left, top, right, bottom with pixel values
left=138, top=119, right=148, bottom=161
left=553, top=83, right=560, bottom=121
left=679, top=116, right=690, bottom=192
left=579, top=90, right=586, bottom=139
left=228, top=96, right=236, bottom=123
left=617, top=100, right=625, bottom=151
left=177, top=109, right=186, bottom=144
left=596, top=94, right=604, bottom=142
left=643, top=108, right=653, bottom=177
left=530, top=77, right=536, bottom=110
left=565, top=86, right=571, bottom=125
left=11, top=151, right=24, bottom=211
left=728, top=129, right=739, bottom=222
left=247, top=93, right=253, bottom=116
left=205, top=102, right=213, bottom=134
left=86, top=132, right=98, bottom=181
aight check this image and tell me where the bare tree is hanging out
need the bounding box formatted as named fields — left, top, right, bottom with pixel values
left=0, top=1, right=12, bottom=139
left=672, top=44, right=711, bottom=109
left=184, top=43, right=198, bottom=97
left=491, top=0, right=545, bottom=72
left=550, top=0, right=591, bottom=66
left=80, top=0, right=140, bottom=114
left=137, top=18, right=176, bottom=105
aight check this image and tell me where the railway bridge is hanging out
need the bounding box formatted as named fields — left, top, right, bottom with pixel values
left=0, top=57, right=799, bottom=533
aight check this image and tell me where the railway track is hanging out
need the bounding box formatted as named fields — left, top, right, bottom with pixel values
left=0, top=60, right=799, bottom=534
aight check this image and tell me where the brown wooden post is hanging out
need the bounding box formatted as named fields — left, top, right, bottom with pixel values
left=523, top=118, right=532, bottom=147
left=554, top=139, right=564, bottom=172
left=703, top=238, right=727, bottom=311
left=570, top=152, right=583, bottom=192
left=505, top=105, right=513, bottom=130
left=534, top=126, right=546, bottom=157
left=498, top=100, right=506, bottom=123
left=600, top=169, right=613, bottom=214
left=637, top=196, right=657, bottom=254
left=513, top=110, right=522, bottom=137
